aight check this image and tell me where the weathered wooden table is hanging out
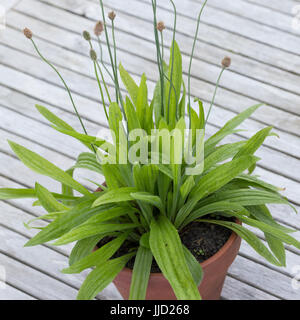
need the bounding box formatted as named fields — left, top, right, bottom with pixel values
left=0, top=0, right=299, bottom=300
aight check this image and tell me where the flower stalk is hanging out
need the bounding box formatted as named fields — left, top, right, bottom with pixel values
left=187, top=0, right=208, bottom=128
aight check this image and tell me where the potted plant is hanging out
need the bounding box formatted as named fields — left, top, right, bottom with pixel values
left=1, top=0, right=299, bottom=300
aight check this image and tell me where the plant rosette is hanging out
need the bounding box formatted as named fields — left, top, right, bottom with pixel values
left=1, top=0, right=299, bottom=301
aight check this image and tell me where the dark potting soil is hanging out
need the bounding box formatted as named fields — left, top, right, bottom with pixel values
left=97, top=216, right=233, bottom=273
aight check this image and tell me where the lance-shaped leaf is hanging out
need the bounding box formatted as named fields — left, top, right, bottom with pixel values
left=53, top=222, right=138, bottom=246
left=233, top=126, right=273, bottom=159
left=149, top=215, right=201, bottom=300
left=9, top=141, right=90, bottom=196
left=226, top=213, right=300, bottom=249
left=129, top=246, right=152, bottom=300
left=92, top=187, right=137, bottom=207
left=69, top=234, right=106, bottom=266
left=63, top=232, right=129, bottom=274
left=0, top=188, right=36, bottom=199
left=35, top=183, right=68, bottom=213
left=72, top=152, right=102, bottom=175
left=182, top=201, right=247, bottom=229
left=205, top=104, right=263, bottom=149
left=198, top=219, right=282, bottom=266
left=175, top=155, right=258, bottom=228
left=183, top=245, right=203, bottom=286
left=24, top=200, right=110, bottom=247
left=36, top=104, right=93, bottom=151
left=77, top=253, right=136, bottom=300
left=131, top=192, right=164, bottom=213
left=119, top=63, right=139, bottom=105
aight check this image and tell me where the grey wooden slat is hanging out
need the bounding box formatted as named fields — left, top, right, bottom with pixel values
left=200, top=0, right=300, bottom=35
left=228, top=255, right=299, bottom=300
left=244, top=0, right=298, bottom=16
left=0, top=0, right=21, bottom=11
left=14, top=0, right=300, bottom=119
left=136, top=0, right=300, bottom=55
left=86, top=0, right=300, bottom=74
left=0, top=200, right=122, bottom=300
left=0, top=252, right=79, bottom=300
left=0, top=284, right=35, bottom=300
left=222, top=276, right=278, bottom=300
left=6, top=5, right=300, bottom=101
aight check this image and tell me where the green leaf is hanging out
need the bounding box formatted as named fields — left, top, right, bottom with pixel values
left=234, top=174, right=281, bottom=193
left=9, top=141, right=90, bottom=196
left=61, top=168, right=74, bottom=206
left=35, top=183, right=68, bottom=213
left=205, top=104, right=263, bottom=149
left=179, top=176, right=195, bottom=207
left=129, top=246, right=152, bottom=300
left=234, top=126, right=273, bottom=159
left=246, top=205, right=295, bottom=234
left=124, top=96, right=142, bottom=132
left=203, top=141, right=245, bottom=172
left=0, top=188, right=36, bottom=199
left=149, top=215, right=201, bottom=300
left=102, top=164, right=126, bottom=189
left=201, top=189, right=290, bottom=208
left=131, top=192, right=164, bottom=213
left=69, top=234, right=106, bottom=266
left=108, top=102, right=123, bottom=147
left=136, top=74, right=148, bottom=129
left=72, top=152, right=102, bottom=175
left=175, top=155, right=259, bottom=228
left=166, top=41, right=182, bottom=128
left=265, top=233, right=286, bottom=267
left=63, top=233, right=129, bottom=274
left=227, top=213, right=300, bottom=250
left=36, top=105, right=93, bottom=151
left=119, top=63, right=139, bottom=105
left=199, top=219, right=282, bottom=266
left=183, top=245, right=203, bottom=286
left=183, top=201, right=246, bottom=228
left=53, top=223, right=137, bottom=246
left=52, top=126, right=108, bottom=150
left=24, top=199, right=110, bottom=247
left=81, top=206, right=137, bottom=225
left=77, top=253, right=135, bottom=300
left=92, top=187, right=137, bottom=208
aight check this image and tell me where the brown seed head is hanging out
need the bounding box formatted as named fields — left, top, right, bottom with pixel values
left=157, top=21, right=165, bottom=32
left=221, top=56, right=231, bottom=68
left=90, top=49, right=97, bottom=61
left=83, top=30, right=91, bottom=41
left=108, top=11, right=116, bottom=21
left=23, top=28, right=33, bottom=39
left=94, top=21, right=104, bottom=36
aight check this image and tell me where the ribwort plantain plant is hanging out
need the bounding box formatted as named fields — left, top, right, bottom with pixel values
left=1, top=0, right=299, bottom=300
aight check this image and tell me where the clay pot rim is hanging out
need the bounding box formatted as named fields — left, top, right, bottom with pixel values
left=118, top=219, right=241, bottom=277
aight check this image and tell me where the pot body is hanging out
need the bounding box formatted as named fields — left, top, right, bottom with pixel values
left=113, top=230, right=241, bottom=300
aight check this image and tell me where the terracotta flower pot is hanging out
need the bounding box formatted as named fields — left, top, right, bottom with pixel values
left=95, top=186, right=241, bottom=300
left=113, top=226, right=241, bottom=300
